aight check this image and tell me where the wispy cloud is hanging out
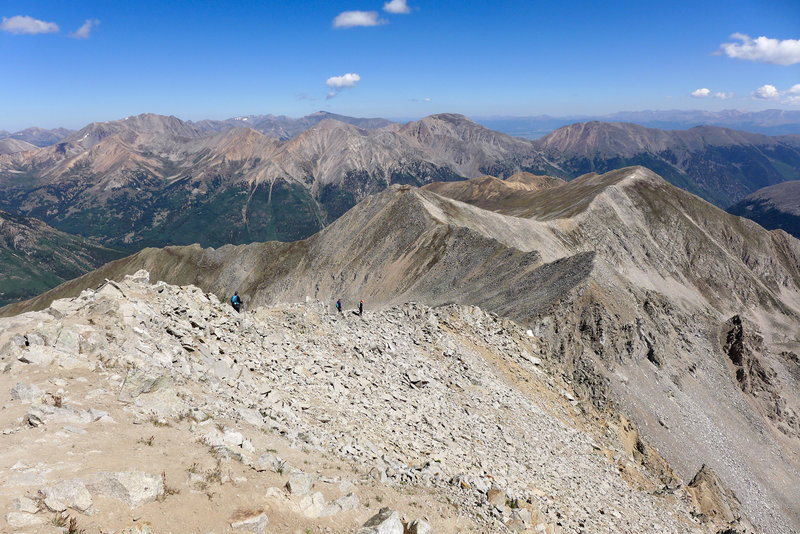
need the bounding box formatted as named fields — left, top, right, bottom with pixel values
left=326, top=73, right=361, bottom=99
left=332, top=11, right=385, bottom=29
left=0, top=15, right=59, bottom=35
left=720, top=33, right=800, bottom=66
left=70, top=18, right=99, bottom=39
left=383, top=0, right=412, bottom=14
left=691, top=88, right=732, bottom=100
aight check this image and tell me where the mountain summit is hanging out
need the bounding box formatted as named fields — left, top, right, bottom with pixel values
left=7, top=166, right=800, bottom=532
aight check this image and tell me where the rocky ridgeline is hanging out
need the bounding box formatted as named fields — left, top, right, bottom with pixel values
left=0, top=272, right=747, bottom=533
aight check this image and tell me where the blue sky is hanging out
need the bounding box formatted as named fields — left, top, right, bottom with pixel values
left=1, top=0, right=799, bottom=131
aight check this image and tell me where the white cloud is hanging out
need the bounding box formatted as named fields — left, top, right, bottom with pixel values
left=751, top=83, right=800, bottom=105
left=424, top=97, right=431, bottom=102
left=326, top=73, right=361, bottom=88
left=332, top=11, right=385, bottom=29
left=753, top=84, right=781, bottom=99
left=0, top=15, right=59, bottom=35
left=325, top=73, right=361, bottom=99
left=384, top=0, right=411, bottom=14
left=70, top=18, right=99, bottom=39
left=691, top=88, right=733, bottom=99
left=720, top=33, right=800, bottom=66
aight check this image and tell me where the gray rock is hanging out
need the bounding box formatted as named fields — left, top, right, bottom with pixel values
left=251, top=452, right=285, bottom=473
left=405, top=519, right=434, bottom=534
left=25, top=404, right=92, bottom=427
left=356, top=508, right=404, bottom=534
left=13, top=496, right=40, bottom=514
left=118, top=371, right=185, bottom=418
left=11, top=382, right=41, bottom=402
left=40, top=479, right=94, bottom=513
left=5, top=511, right=45, bottom=528
left=335, top=492, right=360, bottom=511
left=285, top=470, right=314, bottom=495
left=85, top=471, right=164, bottom=508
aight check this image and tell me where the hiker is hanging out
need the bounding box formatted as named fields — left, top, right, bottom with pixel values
left=359, top=299, right=363, bottom=316
left=231, top=291, right=242, bottom=313
left=336, top=299, right=342, bottom=314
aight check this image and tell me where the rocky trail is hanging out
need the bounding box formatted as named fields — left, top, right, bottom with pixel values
left=0, top=271, right=749, bottom=533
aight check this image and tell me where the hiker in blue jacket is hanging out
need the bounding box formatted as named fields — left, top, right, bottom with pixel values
left=231, top=291, right=242, bottom=313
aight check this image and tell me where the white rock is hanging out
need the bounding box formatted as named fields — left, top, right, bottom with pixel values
left=356, top=508, right=404, bottom=534
left=5, top=511, right=45, bottom=528
left=40, top=479, right=94, bottom=513
left=406, top=519, right=434, bottom=534
left=10, top=382, right=41, bottom=402
left=85, top=471, right=164, bottom=508
left=285, top=470, right=314, bottom=495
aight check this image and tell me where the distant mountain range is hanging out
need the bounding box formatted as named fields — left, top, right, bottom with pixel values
left=0, top=113, right=551, bottom=249
left=1, top=110, right=800, bottom=306
left=0, top=126, right=75, bottom=148
left=477, top=109, right=800, bottom=138
left=1, top=112, right=799, bottom=249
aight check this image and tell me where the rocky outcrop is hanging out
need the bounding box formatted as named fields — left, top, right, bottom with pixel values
left=0, top=272, right=723, bottom=532
left=687, top=464, right=754, bottom=532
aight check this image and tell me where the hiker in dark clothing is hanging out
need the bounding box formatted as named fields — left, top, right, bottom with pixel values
left=359, top=299, right=363, bottom=316
left=336, top=299, right=342, bottom=314
left=231, top=291, right=242, bottom=313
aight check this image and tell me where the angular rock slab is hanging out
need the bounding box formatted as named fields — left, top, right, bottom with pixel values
left=85, top=471, right=164, bottom=508
left=229, top=509, right=268, bottom=533
left=40, top=479, right=94, bottom=513
left=406, top=519, right=434, bottom=534
left=356, top=508, right=404, bottom=534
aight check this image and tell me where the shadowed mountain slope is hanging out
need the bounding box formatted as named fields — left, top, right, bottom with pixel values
left=535, top=121, right=800, bottom=207
left=0, top=211, right=123, bottom=307
left=5, top=167, right=800, bottom=532
left=729, top=180, right=800, bottom=239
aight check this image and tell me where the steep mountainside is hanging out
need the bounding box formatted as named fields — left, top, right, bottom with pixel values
left=534, top=122, right=800, bottom=206
left=729, top=180, right=800, bottom=239
left=7, top=166, right=800, bottom=532
left=0, top=211, right=123, bottom=307
left=0, top=113, right=554, bottom=249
